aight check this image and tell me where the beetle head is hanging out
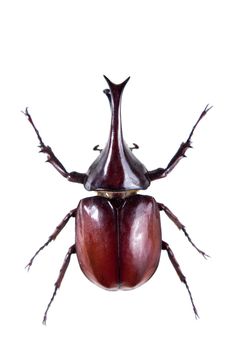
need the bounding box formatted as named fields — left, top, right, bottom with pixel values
left=84, top=76, right=150, bottom=192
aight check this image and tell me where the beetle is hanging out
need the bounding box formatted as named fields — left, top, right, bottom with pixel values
left=23, top=76, right=211, bottom=324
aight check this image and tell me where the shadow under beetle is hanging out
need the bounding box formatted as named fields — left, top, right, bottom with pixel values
left=23, top=76, right=212, bottom=324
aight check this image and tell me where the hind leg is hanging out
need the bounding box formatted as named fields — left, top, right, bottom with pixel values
left=162, top=240, right=199, bottom=318
left=43, top=244, right=76, bottom=324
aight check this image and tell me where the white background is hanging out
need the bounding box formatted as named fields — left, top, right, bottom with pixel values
left=0, top=1, right=232, bottom=349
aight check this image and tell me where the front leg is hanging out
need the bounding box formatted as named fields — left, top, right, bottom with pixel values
left=22, top=108, right=86, bottom=183
left=148, top=105, right=212, bottom=181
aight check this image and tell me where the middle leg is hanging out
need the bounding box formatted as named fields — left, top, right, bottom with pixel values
left=158, top=202, right=208, bottom=258
left=26, top=208, right=77, bottom=270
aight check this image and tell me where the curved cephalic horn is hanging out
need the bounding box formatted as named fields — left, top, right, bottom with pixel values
left=84, top=76, right=150, bottom=191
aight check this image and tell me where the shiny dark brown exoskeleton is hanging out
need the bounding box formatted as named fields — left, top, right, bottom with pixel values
left=23, top=76, right=211, bottom=324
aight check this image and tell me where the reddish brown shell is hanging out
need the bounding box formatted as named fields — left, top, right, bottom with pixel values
left=75, top=194, right=161, bottom=289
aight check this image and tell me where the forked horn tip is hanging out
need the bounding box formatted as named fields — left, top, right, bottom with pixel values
left=103, top=75, right=130, bottom=88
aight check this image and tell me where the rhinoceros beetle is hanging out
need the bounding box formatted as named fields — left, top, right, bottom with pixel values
left=23, top=76, right=211, bottom=324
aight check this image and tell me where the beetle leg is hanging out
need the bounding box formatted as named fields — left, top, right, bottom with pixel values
left=130, top=143, right=139, bottom=151
left=43, top=244, right=76, bottom=325
left=22, top=108, right=86, bottom=184
left=26, top=208, right=77, bottom=270
left=162, top=241, right=199, bottom=319
left=158, top=203, right=209, bottom=258
left=148, top=105, right=212, bottom=180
